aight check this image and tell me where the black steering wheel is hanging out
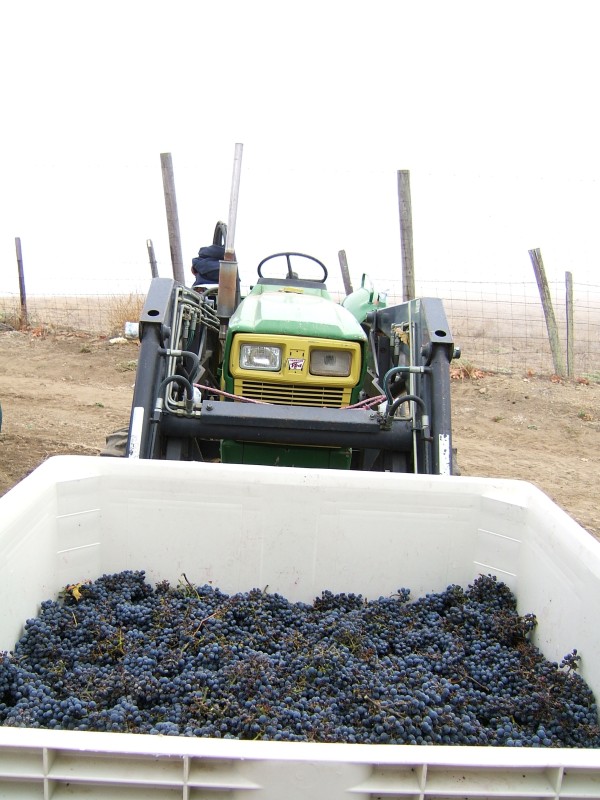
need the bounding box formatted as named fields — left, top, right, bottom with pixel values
left=257, top=252, right=328, bottom=283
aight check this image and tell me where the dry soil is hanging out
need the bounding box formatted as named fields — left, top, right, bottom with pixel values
left=0, top=330, right=598, bottom=540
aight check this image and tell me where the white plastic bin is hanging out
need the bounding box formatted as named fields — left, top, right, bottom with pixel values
left=0, top=455, right=599, bottom=798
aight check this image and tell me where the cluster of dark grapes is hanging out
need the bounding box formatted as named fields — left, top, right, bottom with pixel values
left=0, top=570, right=598, bottom=747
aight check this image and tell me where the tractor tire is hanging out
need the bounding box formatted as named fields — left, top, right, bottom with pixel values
left=100, top=426, right=129, bottom=458
left=452, top=447, right=461, bottom=476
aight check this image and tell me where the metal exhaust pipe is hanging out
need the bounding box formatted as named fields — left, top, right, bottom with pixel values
left=217, top=143, right=244, bottom=321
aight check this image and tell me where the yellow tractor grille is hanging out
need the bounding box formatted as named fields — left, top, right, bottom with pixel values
left=237, top=380, right=349, bottom=408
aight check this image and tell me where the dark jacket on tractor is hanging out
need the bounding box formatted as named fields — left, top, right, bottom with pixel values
left=191, top=244, right=225, bottom=287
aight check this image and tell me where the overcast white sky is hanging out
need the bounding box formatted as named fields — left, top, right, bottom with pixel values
left=1, top=1, right=599, bottom=296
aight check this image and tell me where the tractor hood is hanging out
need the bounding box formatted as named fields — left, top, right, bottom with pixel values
left=229, top=287, right=367, bottom=342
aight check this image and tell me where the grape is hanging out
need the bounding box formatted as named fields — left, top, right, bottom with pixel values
left=0, top=571, right=597, bottom=747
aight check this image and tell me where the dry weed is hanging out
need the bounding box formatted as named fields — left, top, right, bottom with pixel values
left=116, top=360, right=138, bottom=372
left=577, top=409, right=595, bottom=422
left=450, top=363, right=487, bottom=380
left=0, top=301, right=25, bottom=330
left=106, top=294, right=144, bottom=336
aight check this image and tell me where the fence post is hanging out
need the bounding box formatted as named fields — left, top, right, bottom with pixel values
left=146, top=239, right=159, bottom=279
left=397, top=170, right=415, bottom=302
left=528, top=248, right=565, bottom=377
left=338, top=250, right=353, bottom=296
left=160, top=153, right=185, bottom=284
left=565, top=271, right=574, bottom=378
left=14, top=237, right=28, bottom=329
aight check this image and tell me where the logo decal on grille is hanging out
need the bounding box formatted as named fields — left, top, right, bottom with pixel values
left=287, top=358, right=305, bottom=371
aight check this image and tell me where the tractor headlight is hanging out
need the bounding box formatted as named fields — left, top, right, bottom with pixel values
left=310, top=350, right=352, bottom=377
left=240, top=344, right=282, bottom=371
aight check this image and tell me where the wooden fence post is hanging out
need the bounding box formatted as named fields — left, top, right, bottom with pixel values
left=565, top=271, right=574, bottom=378
left=146, top=239, right=159, bottom=279
left=14, top=237, right=28, bottom=329
left=528, top=248, right=565, bottom=377
left=397, top=170, right=415, bottom=302
left=160, top=153, right=185, bottom=284
left=338, top=250, right=353, bottom=296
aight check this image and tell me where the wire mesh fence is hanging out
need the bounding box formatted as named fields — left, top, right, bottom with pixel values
left=0, top=293, right=143, bottom=338
left=0, top=280, right=599, bottom=379
left=411, top=280, right=600, bottom=379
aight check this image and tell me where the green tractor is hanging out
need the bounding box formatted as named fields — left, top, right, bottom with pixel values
left=124, top=144, right=457, bottom=473
left=126, top=238, right=458, bottom=474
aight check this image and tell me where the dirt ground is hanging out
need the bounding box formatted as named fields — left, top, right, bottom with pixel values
left=0, top=329, right=598, bottom=540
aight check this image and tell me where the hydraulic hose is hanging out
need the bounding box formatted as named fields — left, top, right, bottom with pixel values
left=382, top=365, right=431, bottom=403
left=383, top=365, right=431, bottom=432
left=385, top=393, right=432, bottom=474
left=386, top=393, right=426, bottom=420
left=155, top=375, right=195, bottom=417
left=159, top=348, right=201, bottom=384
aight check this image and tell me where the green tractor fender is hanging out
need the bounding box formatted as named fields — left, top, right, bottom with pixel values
left=342, top=274, right=388, bottom=324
